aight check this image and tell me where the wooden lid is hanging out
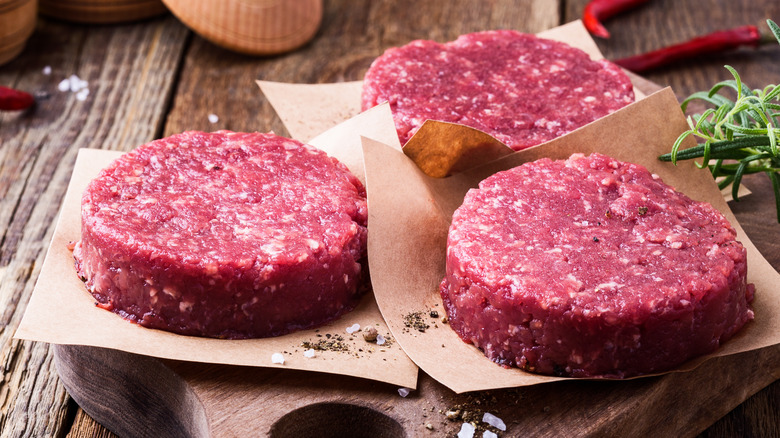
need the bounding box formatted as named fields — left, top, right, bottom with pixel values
left=39, top=0, right=168, bottom=24
left=0, top=0, right=37, bottom=66
left=162, top=0, right=323, bottom=55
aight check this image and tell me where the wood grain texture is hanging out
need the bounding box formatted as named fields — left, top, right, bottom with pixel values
left=0, top=15, right=188, bottom=437
left=564, top=0, right=780, bottom=99
left=52, top=342, right=780, bottom=437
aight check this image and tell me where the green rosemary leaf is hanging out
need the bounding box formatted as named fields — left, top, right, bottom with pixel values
left=765, top=84, right=780, bottom=102
left=770, top=171, right=780, bottom=221
left=732, top=160, right=746, bottom=202
left=722, top=122, right=767, bottom=136
left=681, top=91, right=732, bottom=113
left=659, top=135, right=773, bottom=161
left=769, top=19, right=780, bottom=44
left=717, top=173, right=735, bottom=190
left=709, top=77, right=751, bottom=101
left=668, top=129, right=694, bottom=164
left=730, top=154, right=769, bottom=201
left=698, top=140, right=712, bottom=169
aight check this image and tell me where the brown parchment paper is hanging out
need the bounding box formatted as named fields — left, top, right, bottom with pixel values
left=363, top=88, right=780, bottom=393
left=258, top=20, right=646, bottom=146
left=14, top=106, right=418, bottom=389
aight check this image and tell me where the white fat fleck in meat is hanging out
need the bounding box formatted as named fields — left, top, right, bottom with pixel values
left=204, top=263, right=219, bottom=276
left=163, top=286, right=180, bottom=299
left=306, top=238, right=321, bottom=250
left=596, top=281, right=621, bottom=290
left=706, top=244, right=721, bottom=257
left=261, top=240, right=285, bottom=255
left=179, top=301, right=194, bottom=312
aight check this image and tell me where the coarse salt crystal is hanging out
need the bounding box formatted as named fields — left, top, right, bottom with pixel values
left=43, top=66, right=52, bottom=75
left=76, top=88, right=90, bottom=101
left=346, top=323, right=360, bottom=334
left=68, top=74, right=88, bottom=92
left=303, top=349, right=315, bottom=358
left=271, top=352, right=285, bottom=364
left=457, top=422, right=475, bottom=438
left=376, top=334, right=386, bottom=345
left=397, top=387, right=411, bottom=397
left=482, top=412, right=506, bottom=431
left=208, top=114, right=219, bottom=124
left=483, top=431, right=498, bottom=438
left=58, top=79, right=70, bottom=92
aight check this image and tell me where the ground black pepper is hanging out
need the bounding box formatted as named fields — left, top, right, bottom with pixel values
left=403, top=311, right=430, bottom=333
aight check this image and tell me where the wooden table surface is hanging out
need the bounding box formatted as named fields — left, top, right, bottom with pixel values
left=1, top=1, right=779, bottom=436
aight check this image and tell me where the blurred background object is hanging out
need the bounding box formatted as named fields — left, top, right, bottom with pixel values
left=0, top=0, right=37, bottom=66
left=162, top=0, right=323, bottom=55
left=38, top=0, right=167, bottom=24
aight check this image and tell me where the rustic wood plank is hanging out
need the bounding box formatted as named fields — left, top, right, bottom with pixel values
left=66, top=409, right=118, bottom=438
left=52, top=341, right=780, bottom=437
left=0, top=14, right=189, bottom=437
left=564, top=0, right=780, bottom=99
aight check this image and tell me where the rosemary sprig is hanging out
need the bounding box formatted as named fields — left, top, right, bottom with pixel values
left=659, top=19, right=780, bottom=222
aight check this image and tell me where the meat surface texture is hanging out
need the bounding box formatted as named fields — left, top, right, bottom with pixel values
left=440, top=153, right=754, bottom=377
left=74, top=131, right=368, bottom=339
left=361, top=30, right=635, bottom=150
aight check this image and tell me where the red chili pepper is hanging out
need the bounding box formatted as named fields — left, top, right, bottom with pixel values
left=583, top=0, right=652, bottom=39
left=0, top=85, right=35, bottom=111
left=613, top=26, right=765, bottom=73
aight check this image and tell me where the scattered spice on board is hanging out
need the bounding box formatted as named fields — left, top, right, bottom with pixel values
left=302, top=335, right=350, bottom=352
left=363, top=326, right=378, bottom=341
left=300, top=325, right=393, bottom=357
left=442, top=392, right=505, bottom=436
left=403, top=311, right=430, bottom=333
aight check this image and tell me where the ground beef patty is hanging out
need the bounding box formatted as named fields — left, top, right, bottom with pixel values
left=73, top=131, right=368, bottom=339
left=440, top=153, right=754, bottom=378
left=361, top=30, right=634, bottom=150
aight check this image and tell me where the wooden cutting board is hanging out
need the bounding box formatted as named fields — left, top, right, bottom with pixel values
left=54, top=342, right=780, bottom=437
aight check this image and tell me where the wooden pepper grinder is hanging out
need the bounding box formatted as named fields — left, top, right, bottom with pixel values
left=38, top=0, right=168, bottom=24
left=162, top=0, right=323, bottom=55
left=0, top=0, right=37, bottom=66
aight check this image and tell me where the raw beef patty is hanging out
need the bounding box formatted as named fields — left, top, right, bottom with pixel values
left=440, top=153, right=754, bottom=377
left=74, top=131, right=368, bottom=339
left=361, top=30, right=635, bottom=150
